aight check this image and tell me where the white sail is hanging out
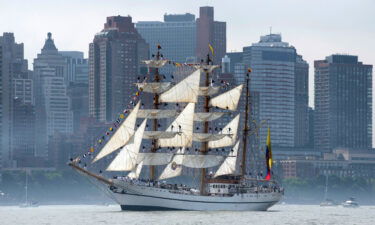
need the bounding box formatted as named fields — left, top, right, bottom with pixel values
left=158, top=148, right=185, bottom=180
left=159, top=70, right=200, bottom=103
left=137, top=153, right=174, bottom=165
left=93, top=102, right=141, bottom=163
left=194, top=112, right=227, bottom=122
left=106, top=119, right=147, bottom=171
left=135, top=82, right=172, bottom=94
left=208, top=114, right=240, bottom=148
left=182, top=155, right=224, bottom=168
left=193, top=133, right=229, bottom=142
left=214, top=141, right=240, bottom=178
left=198, top=86, right=220, bottom=96
left=126, top=161, right=144, bottom=179
left=137, top=109, right=177, bottom=119
left=143, top=131, right=178, bottom=139
left=158, top=103, right=195, bottom=147
left=209, top=84, right=243, bottom=111
left=143, top=59, right=168, bottom=68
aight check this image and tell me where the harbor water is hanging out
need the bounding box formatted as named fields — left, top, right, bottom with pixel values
left=1, top=204, right=374, bottom=225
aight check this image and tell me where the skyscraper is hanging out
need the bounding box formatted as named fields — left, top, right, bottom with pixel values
left=89, top=16, right=149, bottom=122
left=308, top=107, right=315, bottom=148
left=314, top=55, right=372, bottom=152
left=226, top=52, right=243, bottom=74
left=196, top=6, right=226, bottom=65
left=33, top=33, right=73, bottom=157
left=68, top=83, right=88, bottom=131
left=0, top=33, right=30, bottom=168
left=294, top=55, right=309, bottom=147
left=0, top=42, right=3, bottom=170
left=60, top=51, right=89, bottom=131
left=136, top=13, right=196, bottom=74
left=59, top=51, right=88, bottom=85
left=243, top=34, right=309, bottom=148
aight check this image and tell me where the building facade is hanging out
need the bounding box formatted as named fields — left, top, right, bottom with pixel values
left=89, top=16, right=149, bottom=122
left=314, top=55, right=372, bottom=152
left=196, top=6, right=226, bottom=65
left=226, top=52, right=243, bottom=75
left=243, top=34, right=309, bottom=148
left=0, top=40, right=3, bottom=170
left=60, top=51, right=89, bottom=131
left=11, top=98, right=36, bottom=167
left=294, top=55, right=309, bottom=147
left=33, top=33, right=73, bottom=157
left=136, top=13, right=196, bottom=74
left=59, top=51, right=88, bottom=85
left=13, top=78, right=33, bottom=105
left=0, top=33, right=30, bottom=168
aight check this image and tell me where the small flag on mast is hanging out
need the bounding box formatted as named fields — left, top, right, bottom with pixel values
left=208, top=44, right=214, bottom=56
left=265, top=127, right=273, bottom=180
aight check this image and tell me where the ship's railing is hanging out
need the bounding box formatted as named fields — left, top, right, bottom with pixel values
left=112, top=176, right=283, bottom=196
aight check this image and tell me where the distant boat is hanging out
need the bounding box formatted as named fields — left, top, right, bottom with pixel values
left=320, top=199, right=338, bottom=207
left=320, top=175, right=338, bottom=207
left=19, top=169, right=39, bottom=208
left=342, top=197, right=359, bottom=208
left=19, top=201, right=39, bottom=208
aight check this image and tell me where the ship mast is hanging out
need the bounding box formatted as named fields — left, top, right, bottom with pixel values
left=150, top=46, right=161, bottom=180
left=241, top=69, right=251, bottom=178
left=200, top=54, right=212, bottom=195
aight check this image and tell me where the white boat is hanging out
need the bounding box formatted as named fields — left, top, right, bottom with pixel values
left=70, top=47, right=283, bottom=211
left=342, top=197, right=359, bottom=208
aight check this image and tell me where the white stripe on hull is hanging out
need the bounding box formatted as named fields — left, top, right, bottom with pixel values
left=109, top=182, right=282, bottom=211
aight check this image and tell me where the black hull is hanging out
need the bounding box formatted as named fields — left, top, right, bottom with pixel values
left=120, top=205, right=184, bottom=211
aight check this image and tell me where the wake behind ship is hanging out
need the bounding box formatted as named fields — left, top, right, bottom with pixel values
left=70, top=46, right=283, bottom=211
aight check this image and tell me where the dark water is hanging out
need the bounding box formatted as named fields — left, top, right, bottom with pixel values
left=1, top=204, right=374, bottom=225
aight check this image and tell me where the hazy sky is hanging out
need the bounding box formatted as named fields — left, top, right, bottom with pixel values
left=1, top=0, right=374, bottom=109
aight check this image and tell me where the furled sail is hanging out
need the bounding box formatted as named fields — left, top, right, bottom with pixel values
left=209, top=84, right=243, bottom=111
left=181, top=155, right=224, bottom=168
left=135, top=82, right=172, bottom=94
left=106, top=119, right=147, bottom=171
left=158, top=148, right=185, bottom=180
left=143, top=59, right=168, bottom=68
left=158, top=103, right=195, bottom=147
left=137, top=153, right=174, bottom=165
left=159, top=70, right=200, bottom=103
left=137, top=109, right=177, bottom=119
left=193, top=133, right=229, bottom=142
left=143, top=131, right=178, bottom=139
left=194, top=65, right=219, bottom=73
left=92, top=102, right=140, bottom=163
left=126, top=161, right=143, bottom=179
left=194, top=112, right=227, bottom=122
left=198, top=86, right=220, bottom=96
left=214, top=141, right=240, bottom=178
left=208, top=114, right=240, bottom=148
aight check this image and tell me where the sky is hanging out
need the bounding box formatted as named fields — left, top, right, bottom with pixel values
left=1, top=0, right=374, bottom=109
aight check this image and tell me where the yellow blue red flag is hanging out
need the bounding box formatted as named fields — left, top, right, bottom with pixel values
left=265, top=127, right=272, bottom=180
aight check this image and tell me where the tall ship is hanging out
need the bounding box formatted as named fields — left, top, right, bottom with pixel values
left=70, top=46, right=283, bottom=211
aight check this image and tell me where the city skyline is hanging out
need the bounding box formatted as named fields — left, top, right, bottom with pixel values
left=2, top=3, right=375, bottom=212
left=1, top=0, right=374, bottom=109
